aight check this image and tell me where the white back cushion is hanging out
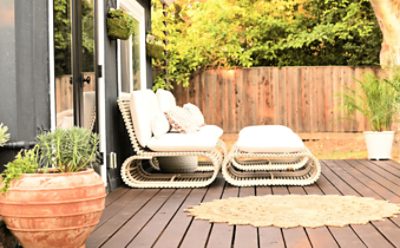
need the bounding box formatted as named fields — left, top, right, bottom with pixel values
left=151, top=112, right=170, bottom=138
left=130, top=90, right=160, bottom=147
left=156, top=89, right=177, bottom=112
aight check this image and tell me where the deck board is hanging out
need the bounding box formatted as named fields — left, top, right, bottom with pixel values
left=152, top=188, right=208, bottom=248
left=276, top=186, right=312, bottom=248
left=256, top=187, right=285, bottom=248
left=234, top=187, right=258, bottom=248
left=206, top=183, right=238, bottom=248
left=180, top=178, right=226, bottom=248
left=87, top=160, right=400, bottom=248
left=127, top=189, right=191, bottom=248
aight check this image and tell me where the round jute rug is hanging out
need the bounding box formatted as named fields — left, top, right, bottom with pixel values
left=185, top=195, right=400, bottom=228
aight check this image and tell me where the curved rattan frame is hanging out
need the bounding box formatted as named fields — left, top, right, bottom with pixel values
left=222, top=143, right=321, bottom=187
left=118, top=98, right=226, bottom=188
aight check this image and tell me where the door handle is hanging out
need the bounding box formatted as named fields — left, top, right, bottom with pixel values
left=82, top=76, right=91, bottom=85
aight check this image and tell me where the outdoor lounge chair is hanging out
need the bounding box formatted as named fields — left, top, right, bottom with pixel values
left=222, top=125, right=321, bottom=186
left=117, top=89, right=227, bottom=188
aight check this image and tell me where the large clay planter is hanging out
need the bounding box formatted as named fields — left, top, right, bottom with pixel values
left=0, top=169, right=106, bottom=248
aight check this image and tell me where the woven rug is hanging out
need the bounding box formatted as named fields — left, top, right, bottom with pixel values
left=185, top=195, right=400, bottom=228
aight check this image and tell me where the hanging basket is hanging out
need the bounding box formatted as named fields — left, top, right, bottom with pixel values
left=146, top=42, right=164, bottom=60
left=145, top=34, right=164, bottom=59
left=106, top=8, right=135, bottom=40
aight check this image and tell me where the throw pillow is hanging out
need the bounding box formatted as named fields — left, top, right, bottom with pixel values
left=165, top=106, right=199, bottom=133
left=183, top=103, right=205, bottom=127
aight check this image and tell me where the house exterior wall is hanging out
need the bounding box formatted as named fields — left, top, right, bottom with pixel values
left=0, top=0, right=50, bottom=165
left=0, top=0, right=152, bottom=191
left=103, top=0, right=152, bottom=190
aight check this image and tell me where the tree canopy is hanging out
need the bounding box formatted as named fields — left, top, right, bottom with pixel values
left=151, top=0, right=382, bottom=89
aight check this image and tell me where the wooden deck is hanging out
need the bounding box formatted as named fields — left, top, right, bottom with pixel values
left=87, top=160, right=400, bottom=248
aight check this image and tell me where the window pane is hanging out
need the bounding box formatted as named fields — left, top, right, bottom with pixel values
left=120, top=39, right=131, bottom=92
left=131, top=19, right=141, bottom=90
left=54, top=0, right=73, bottom=128
left=119, top=16, right=141, bottom=93
left=81, top=0, right=96, bottom=131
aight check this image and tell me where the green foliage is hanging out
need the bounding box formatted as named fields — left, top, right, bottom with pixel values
left=343, top=72, right=399, bottom=131
left=382, top=67, right=400, bottom=103
left=151, top=0, right=382, bottom=89
left=37, top=127, right=99, bottom=173
left=1, top=148, right=39, bottom=192
left=106, top=8, right=137, bottom=40
left=54, top=0, right=72, bottom=75
left=0, top=123, right=10, bottom=147
left=54, top=0, right=95, bottom=75
left=0, top=128, right=99, bottom=192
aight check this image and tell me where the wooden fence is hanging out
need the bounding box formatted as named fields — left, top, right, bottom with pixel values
left=174, top=66, right=382, bottom=133
left=55, top=73, right=96, bottom=113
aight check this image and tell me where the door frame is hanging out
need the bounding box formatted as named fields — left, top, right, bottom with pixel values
left=48, top=0, right=108, bottom=186
left=117, top=0, right=147, bottom=95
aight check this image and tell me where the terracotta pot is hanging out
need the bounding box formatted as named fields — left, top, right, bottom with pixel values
left=0, top=169, right=106, bottom=248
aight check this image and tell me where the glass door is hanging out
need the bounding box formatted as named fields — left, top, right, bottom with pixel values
left=53, top=0, right=97, bottom=131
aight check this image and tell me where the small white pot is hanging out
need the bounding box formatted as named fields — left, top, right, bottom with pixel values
left=157, top=156, right=198, bottom=172
left=364, top=131, right=395, bottom=160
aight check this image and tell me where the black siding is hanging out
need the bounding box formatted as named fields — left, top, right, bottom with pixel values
left=0, top=0, right=50, bottom=165
left=0, top=0, right=152, bottom=190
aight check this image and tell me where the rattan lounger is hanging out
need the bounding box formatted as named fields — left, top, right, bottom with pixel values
left=118, top=90, right=227, bottom=188
left=222, top=125, right=321, bottom=186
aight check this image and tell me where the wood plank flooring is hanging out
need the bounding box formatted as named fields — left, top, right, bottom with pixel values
left=87, top=160, right=400, bottom=248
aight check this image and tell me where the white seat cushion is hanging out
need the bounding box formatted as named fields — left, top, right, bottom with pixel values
left=147, top=125, right=223, bottom=152
left=237, top=125, right=305, bottom=153
left=239, top=125, right=294, bottom=138
left=130, top=90, right=161, bottom=147
left=156, top=89, right=177, bottom=112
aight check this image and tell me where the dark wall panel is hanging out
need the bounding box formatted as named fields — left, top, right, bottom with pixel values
left=0, top=0, right=50, bottom=165
left=0, top=1, right=17, bottom=137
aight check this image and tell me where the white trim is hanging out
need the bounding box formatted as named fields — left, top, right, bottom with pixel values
left=117, top=0, right=147, bottom=95
left=117, top=38, right=122, bottom=94
left=128, top=38, right=134, bottom=89
left=96, top=0, right=107, bottom=186
left=48, top=0, right=56, bottom=130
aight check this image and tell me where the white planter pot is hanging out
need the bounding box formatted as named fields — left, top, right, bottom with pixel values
left=364, top=131, right=394, bottom=160
left=157, top=156, right=198, bottom=172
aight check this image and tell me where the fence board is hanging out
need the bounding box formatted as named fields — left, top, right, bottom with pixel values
left=174, top=66, right=382, bottom=133
left=55, top=73, right=95, bottom=113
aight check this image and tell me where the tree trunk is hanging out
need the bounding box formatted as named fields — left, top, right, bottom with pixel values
left=369, top=0, right=400, bottom=67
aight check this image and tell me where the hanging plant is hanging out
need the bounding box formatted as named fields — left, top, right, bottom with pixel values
left=106, top=8, right=135, bottom=40
left=146, top=34, right=164, bottom=59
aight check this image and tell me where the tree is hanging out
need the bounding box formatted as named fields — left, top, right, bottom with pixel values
left=151, top=0, right=382, bottom=88
left=369, top=0, right=400, bottom=67
left=54, top=0, right=94, bottom=76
